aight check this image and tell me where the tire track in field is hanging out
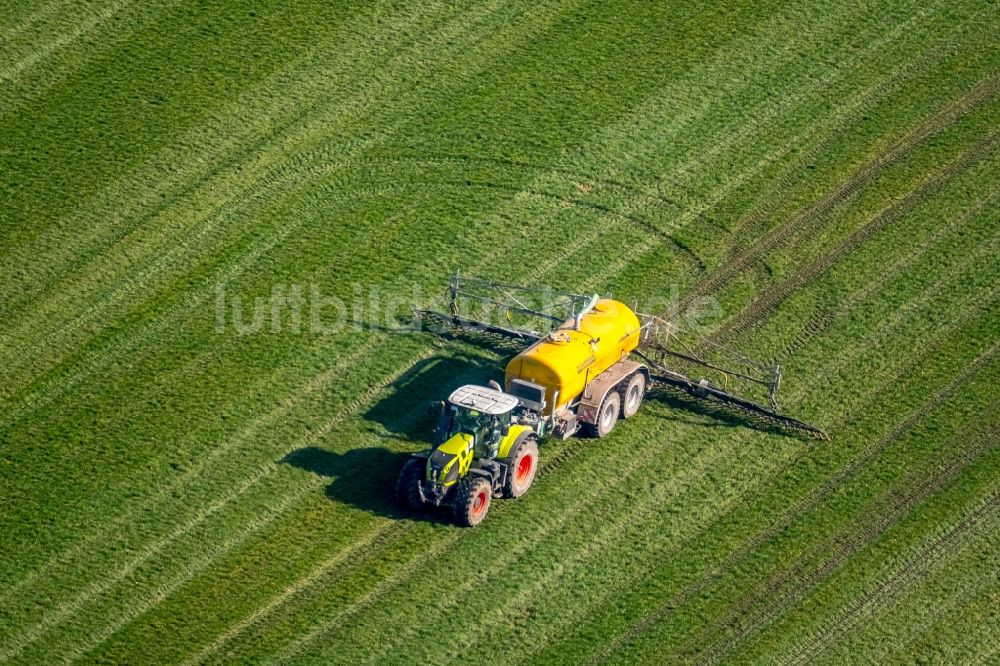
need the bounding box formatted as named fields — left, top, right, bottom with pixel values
left=767, top=185, right=997, bottom=366
left=568, top=330, right=996, bottom=665
left=780, top=487, right=1000, bottom=665
left=791, top=234, right=999, bottom=411
left=684, top=415, right=1000, bottom=665
left=716, top=128, right=1000, bottom=342
left=582, top=307, right=1000, bottom=665
left=875, top=571, right=998, bottom=664
left=680, top=72, right=1000, bottom=310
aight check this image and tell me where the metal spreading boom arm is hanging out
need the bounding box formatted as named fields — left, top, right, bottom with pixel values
left=635, top=314, right=827, bottom=439
left=415, top=271, right=596, bottom=341
left=415, top=273, right=828, bottom=439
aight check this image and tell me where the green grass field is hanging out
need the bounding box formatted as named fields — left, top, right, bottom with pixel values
left=1, top=0, right=998, bottom=663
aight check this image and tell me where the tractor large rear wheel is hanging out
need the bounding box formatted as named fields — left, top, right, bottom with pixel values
left=395, top=458, right=426, bottom=511
left=589, top=391, right=621, bottom=438
left=453, top=476, right=492, bottom=527
left=503, top=436, right=539, bottom=498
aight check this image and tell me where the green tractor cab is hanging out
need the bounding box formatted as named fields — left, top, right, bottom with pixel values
left=396, top=384, right=540, bottom=526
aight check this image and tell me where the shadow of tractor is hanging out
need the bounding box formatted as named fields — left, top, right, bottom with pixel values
left=363, top=351, right=504, bottom=443
left=280, top=446, right=438, bottom=521
left=279, top=351, right=506, bottom=521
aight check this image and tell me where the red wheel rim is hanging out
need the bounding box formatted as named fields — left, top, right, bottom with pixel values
left=516, top=454, right=533, bottom=483
left=472, top=491, right=487, bottom=515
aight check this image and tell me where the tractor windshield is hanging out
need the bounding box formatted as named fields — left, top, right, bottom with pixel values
left=450, top=407, right=489, bottom=439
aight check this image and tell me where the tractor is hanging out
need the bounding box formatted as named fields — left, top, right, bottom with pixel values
left=395, top=384, right=539, bottom=526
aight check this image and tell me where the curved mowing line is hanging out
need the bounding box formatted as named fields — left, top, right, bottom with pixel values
left=1, top=0, right=860, bottom=352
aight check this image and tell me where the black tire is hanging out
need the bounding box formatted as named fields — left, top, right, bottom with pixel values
left=503, top=435, right=539, bottom=498
left=621, top=373, right=646, bottom=419
left=453, top=476, right=492, bottom=527
left=589, top=391, right=620, bottom=438
left=395, top=458, right=426, bottom=511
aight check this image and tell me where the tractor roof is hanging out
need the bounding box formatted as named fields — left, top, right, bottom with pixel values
left=447, top=384, right=519, bottom=415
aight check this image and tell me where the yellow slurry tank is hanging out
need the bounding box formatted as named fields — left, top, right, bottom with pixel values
left=504, top=299, right=641, bottom=414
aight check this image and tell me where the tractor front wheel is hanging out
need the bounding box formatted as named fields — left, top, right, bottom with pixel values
left=395, top=458, right=426, bottom=511
left=503, top=436, right=539, bottom=498
left=454, top=476, right=492, bottom=527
